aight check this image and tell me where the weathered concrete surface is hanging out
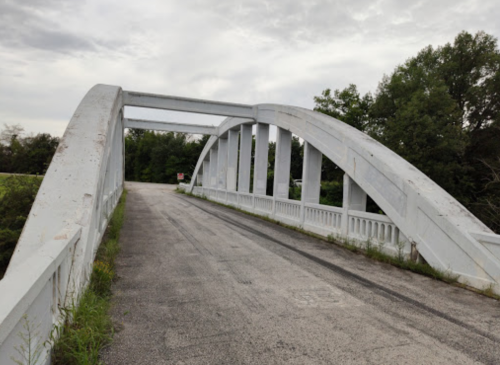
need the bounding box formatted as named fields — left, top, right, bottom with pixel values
left=101, top=182, right=500, bottom=365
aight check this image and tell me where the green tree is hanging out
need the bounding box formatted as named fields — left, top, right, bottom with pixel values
left=439, top=31, right=500, bottom=132
left=0, top=176, right=42, bottom=276
left=369, top=30, right=500, bottom=228
left=314, top=84, right=373, bottom=131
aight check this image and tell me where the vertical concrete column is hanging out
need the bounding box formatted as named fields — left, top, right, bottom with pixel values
left=117, top=120, right=124, bottom=189
left=341, top=173, right=367, bottom=235
left=227, top=130, right=239, bottom=191
left=217, top=138, right=228, bottom=190
left=273, top=128, right=292, bottom=199
left=301, top=142, right=322, bottom=204
left=209, top=147, right=218, bottom=188
left=202, top=160, right=210, bottom=187
left=253, top=123, right=269, bottom=196
left=238, top=124, right=253, bottom=193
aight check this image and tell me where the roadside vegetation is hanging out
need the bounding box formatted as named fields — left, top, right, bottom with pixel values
left=0, top=175, right=42, bottom=278
left=51, top=189, right=127, bottom=365
left=0, top=124, right=59, bottom=175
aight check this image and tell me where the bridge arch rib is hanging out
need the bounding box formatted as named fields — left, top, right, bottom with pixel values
left=188, top=104, right=500, bottom=293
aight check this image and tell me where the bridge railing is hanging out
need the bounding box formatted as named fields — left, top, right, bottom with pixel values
left=0, top=226, right=82, bottom=363
left=191, top=187, right=410, bottom=257
left=303, top=202, right=342, bottom=236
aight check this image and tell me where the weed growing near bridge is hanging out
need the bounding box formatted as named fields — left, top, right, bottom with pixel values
left=328, top=233, right=460, bottom=284
left=51, top=189, right=128, bottom=365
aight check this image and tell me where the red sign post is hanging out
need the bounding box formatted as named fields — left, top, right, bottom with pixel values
left=177, top=173, right=184, bottom=180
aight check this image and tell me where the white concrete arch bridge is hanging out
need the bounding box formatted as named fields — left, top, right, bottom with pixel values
left=1, top=84, right=499, bottom=364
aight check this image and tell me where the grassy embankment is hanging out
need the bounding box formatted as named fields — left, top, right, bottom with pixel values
left=51, top=189, right=127, bottom=364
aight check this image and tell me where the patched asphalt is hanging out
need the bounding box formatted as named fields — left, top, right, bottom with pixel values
left=100, top=182, right=500, bottom=365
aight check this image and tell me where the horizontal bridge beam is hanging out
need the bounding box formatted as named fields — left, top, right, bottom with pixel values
left=123, top=91, right=255, bottom=119
left=124, top=118, right=218, bottom=135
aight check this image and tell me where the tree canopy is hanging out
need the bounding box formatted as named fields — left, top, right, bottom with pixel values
left=314, top=30, right=500, bottom=232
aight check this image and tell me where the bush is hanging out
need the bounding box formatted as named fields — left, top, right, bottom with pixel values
left=0, top=175, right=41, bottom=276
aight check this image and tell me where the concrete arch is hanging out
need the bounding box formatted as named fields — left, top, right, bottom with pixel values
left=189, top=104, right=500, bottom=293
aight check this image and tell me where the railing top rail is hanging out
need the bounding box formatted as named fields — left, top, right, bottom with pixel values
left=305, top=202, right=343, bottom=213
left=275, top=197, right=301, bottom=205
left=254, top=194, right=273, bottom=200
left=0, top=226, right=81, bottom=346
left=347, top=209, right=393, bottom=224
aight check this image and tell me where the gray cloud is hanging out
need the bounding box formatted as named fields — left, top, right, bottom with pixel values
left=0, top=0, right=499, bottom=137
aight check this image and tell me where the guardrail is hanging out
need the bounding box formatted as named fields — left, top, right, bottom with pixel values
left=0, top=226, right=82, bottom=364
left=189, top=187, right=409, bottom=256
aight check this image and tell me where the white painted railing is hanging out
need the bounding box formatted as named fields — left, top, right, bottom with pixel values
left=178, top=182, right=189, bottom=191
left=255, top=195, right=273, bottom=213
left=348, top=210, right=397, bottom=244
left=304, top=202, right=342, bottom=235
left=0, top=226, right=82, bottom=364
left=188, top=187, right=408, bottom=256
left=239, top=192, right=254, bottom=208
left=275, top=198, right=301, bottom=222
left=227, top=191, right=238, bottom=205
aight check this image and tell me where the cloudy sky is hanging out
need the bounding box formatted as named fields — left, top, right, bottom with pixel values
left=1, top=0, right=499, bottom=137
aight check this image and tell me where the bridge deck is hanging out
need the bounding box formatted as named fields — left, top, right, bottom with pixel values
left=100, top=182, right=500, bottom=365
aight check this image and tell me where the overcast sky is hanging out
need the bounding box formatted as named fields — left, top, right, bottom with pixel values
left=1, top=0, right=499, bottom=137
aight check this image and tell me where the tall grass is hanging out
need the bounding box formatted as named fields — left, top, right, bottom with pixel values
left=52, top=189, right=127, bottom=365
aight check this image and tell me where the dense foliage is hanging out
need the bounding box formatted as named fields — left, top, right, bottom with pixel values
left=314, top=31, right=500, bottom=232
left=0, top=124, right=59, bottom=175
left=124, top=130, right=210, bottom=183
left=0, top=175, right=42, bottom=277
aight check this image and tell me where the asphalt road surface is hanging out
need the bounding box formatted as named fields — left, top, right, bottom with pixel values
left=100, top=182, right=500, bottom=365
